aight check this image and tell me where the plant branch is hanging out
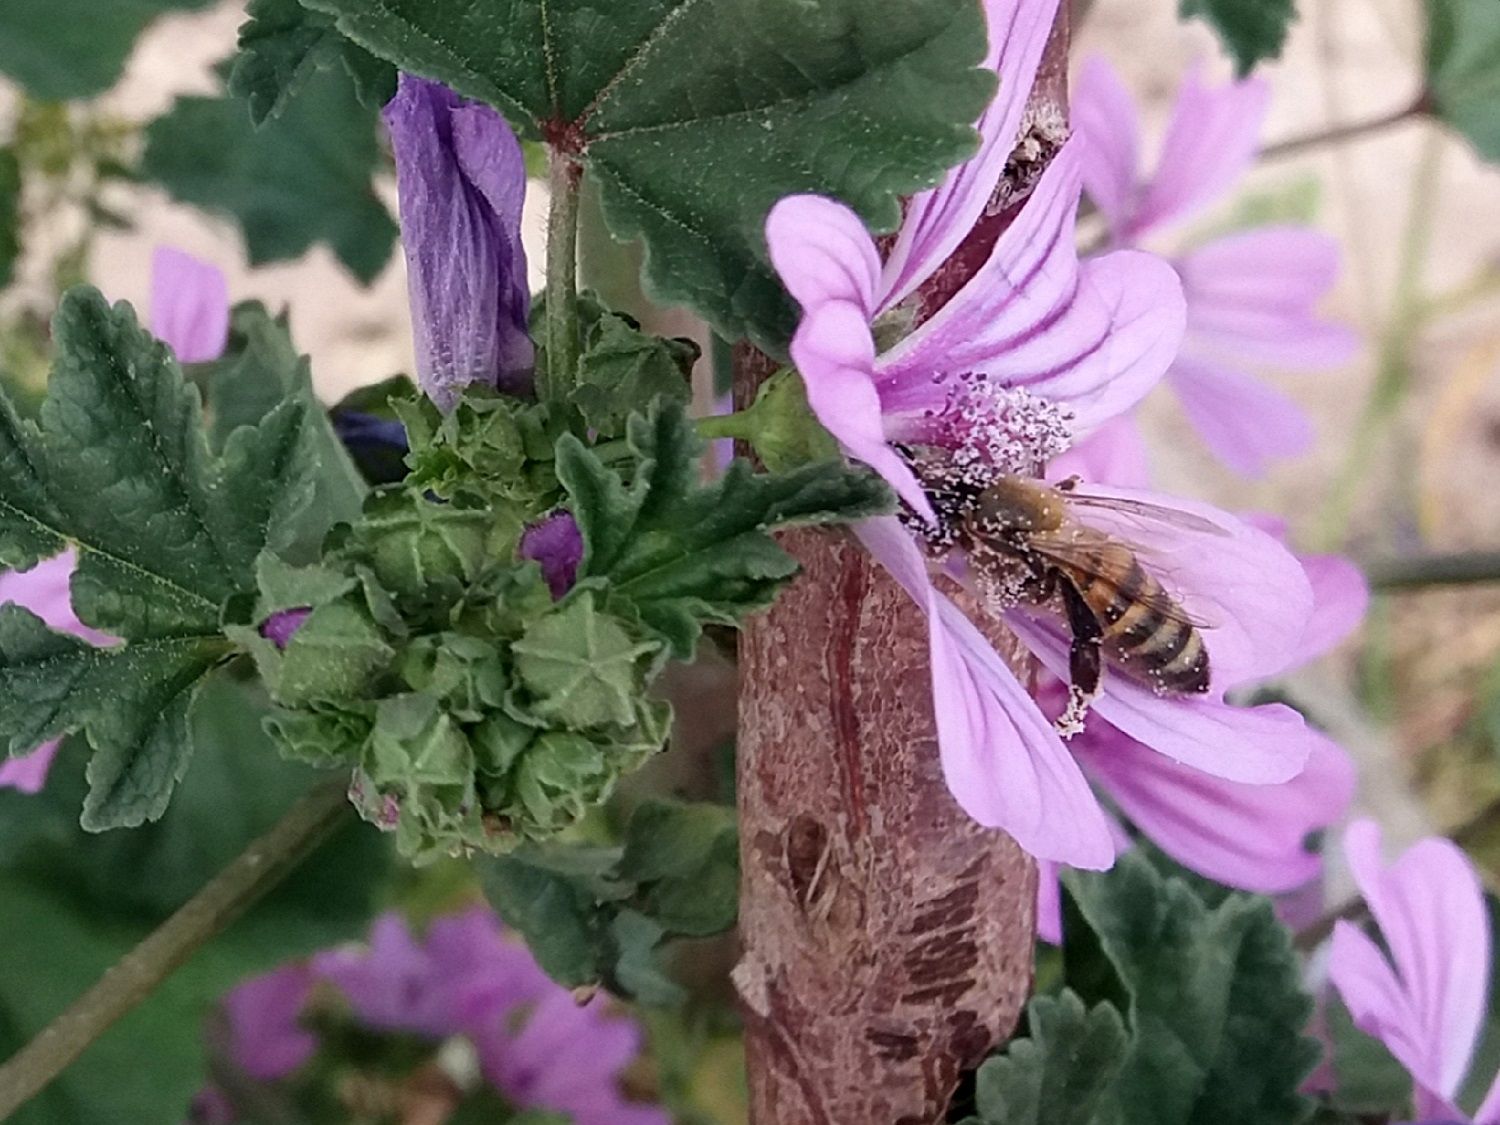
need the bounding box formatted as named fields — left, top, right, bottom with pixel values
left=1366, top=551, right=1500, bottom=590
left=542, top=151, right=583, bottom=407
left=0, top=777, right=350, bottom=1118
left=1260, top=96, right=1428, bottom=162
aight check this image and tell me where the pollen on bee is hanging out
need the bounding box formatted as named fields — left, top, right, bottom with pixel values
left=1054, top=682, right=1094, bottom=739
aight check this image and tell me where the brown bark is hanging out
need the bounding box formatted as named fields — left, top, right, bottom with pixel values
left=733, top=12, right=1071, bottom=1124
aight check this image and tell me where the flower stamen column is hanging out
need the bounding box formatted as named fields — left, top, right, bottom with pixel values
left=732, top=14, right=1070, bottom=1124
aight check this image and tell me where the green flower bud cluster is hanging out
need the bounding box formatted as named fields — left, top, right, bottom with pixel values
left=233, top=394, right=671, bottom=863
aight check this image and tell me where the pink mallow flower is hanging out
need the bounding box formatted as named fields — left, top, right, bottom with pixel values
left=1075, top=57, right=1358, bottom=476
left=765, top=0, right=1320, bottom=869
left=1, top=247, right=228, bottom=794
left=1328, top=819, right=1500, bottom=1123
left=1030, top=422, right=1364, bottom=939
left=208, top=906, right=666, bottom=1125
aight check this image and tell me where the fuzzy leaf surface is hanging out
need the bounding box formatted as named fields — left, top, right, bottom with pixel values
left=1063, top=852, right=1320, bottom=1125
left=298, top=0, right=994, bottom=349
left=0, top=289, right=316, bottom=825
left=230, top=0, right=395, bottom=124
left=556, top=401, right=890, bottom=657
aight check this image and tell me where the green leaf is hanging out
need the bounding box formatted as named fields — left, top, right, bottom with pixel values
left=0, top=697, right=387, bottom=1124
left=570, top=313, right=695, bottom=438
left=203, top=302, right=368, bottom=554
left=141, top=65, right=397, bottom=283
left=513, top=591, right=662, bottom=730
left=0, top=148, right=19, bottom=290
left=479, top=797, right=738, bottom=1002
left=1179, top=0, right=1295, bottom=76
left=556, top=400, right=891, bottom=657
left=1324, top=991, right=1412, bottom=1116
left=0, top=288, right=318, bottom=825
left=0, top=0, right=215, bottom=101
left=963, top=991, right=1130, bottom=1125
left=231, top=0, right=396, bottom=125
left=299, top=0, right=994, bottom=350
left=1063, top=852, right=1320, bottom=1125
left=1427, top=0, right=1500, bottom=162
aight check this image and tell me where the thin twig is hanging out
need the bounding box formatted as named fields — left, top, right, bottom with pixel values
left=1260, top=97, right=1427, bottom=162
left=1366, top=551, right=1500, bottom=590
left=0, top=777, right=350, bottom=1118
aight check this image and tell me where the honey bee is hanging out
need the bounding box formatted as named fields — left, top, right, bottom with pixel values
left=912, top=456, right=1218, bottom=703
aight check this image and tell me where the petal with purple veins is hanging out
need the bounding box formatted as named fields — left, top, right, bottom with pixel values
left=1073, top=55, right=1144, bottom=240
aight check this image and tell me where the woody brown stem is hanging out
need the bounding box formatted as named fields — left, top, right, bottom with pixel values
left=732, top=11, right=1072, bottom=1124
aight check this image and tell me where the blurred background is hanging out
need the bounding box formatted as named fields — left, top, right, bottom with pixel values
left=0, top=0, right=1497, bottom=1119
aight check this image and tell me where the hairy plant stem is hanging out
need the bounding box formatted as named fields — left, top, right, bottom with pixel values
left=542, top=151, right=583, bottom=407
left=1317, top=128, right=1445, bottom=548
left=0, top=778, right=349, bottom=1117
left=1259, top=96, right=1427, bottom=162
left=732, top=13, right=1071, bottom=1123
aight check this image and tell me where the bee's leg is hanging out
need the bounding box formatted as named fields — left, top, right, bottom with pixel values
left=1055, top=581, right=1102, bottom=738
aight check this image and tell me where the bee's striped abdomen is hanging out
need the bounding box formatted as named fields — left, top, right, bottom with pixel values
left=1064, top=546, right=1211, bottom=696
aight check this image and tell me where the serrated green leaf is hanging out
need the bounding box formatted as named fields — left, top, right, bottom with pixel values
left=964, top=991, right=1130, bottom=1125
left=0, top=148, right=19, bottom=290
left=141, top=65, right=396, bottom=283
left=0, top=288, right=320, bottom=825
left=1324, top=990, right=1412, bottom=1116
left=513, top=591, right=661, bottom=730
left=1427, top=0, right=1500, bottom=163
left=0, top=0, right=215, bottom=101
left=1063, top=852, right=1320, bottom=1125
left=299, top=0, right=993, bottom=350
left=570, top=314, right=695, bottom=438
left=621, top=798, right=738, bottom=937
left=479, top=798, right=737, bottom=1003
left=556, top=400, right=890, bottom=657
left=230, top=0, right=395, bottom=125
left=1179, top=0, right=1295, bottom=76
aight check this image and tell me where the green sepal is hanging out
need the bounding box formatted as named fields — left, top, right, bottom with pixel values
left=557, top=400, right=891, bottom=658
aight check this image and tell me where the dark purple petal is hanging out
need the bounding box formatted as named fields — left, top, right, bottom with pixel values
left=519, top=512, right=584, bottom=599
left=384, top=74, right=532, bottom=408
left=223, top=965, right=317, bottom=1081
left=260, top=608, right=311, bottom=650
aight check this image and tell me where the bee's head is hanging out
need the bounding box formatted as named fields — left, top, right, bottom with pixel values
left=972, top=476, right=1066, bottom=534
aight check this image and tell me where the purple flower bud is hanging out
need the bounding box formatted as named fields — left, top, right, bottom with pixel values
left=519, top=512, right=583, bottom=599
left=384, top=74, right=533, bottom=409
left=260, top=608, right=311, bottom=650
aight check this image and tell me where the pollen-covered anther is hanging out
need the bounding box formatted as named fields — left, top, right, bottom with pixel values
left=947, top=378, right=1075, bottom=476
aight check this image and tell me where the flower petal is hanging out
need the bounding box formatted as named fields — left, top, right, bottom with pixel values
left=1168, top=353, right=1316, bottom=477
left=878, top=0, right=1061, bottom=308
left=767, top=196, right=935, bottom=520
left=878, top=139, right=1185, bottom=431
left=1078, top=721, right=1354, bottom=891
left=385, top=74, right=533, bottom=407
left=1133, top=64, right=1271, bottom=237
left=1047, top=414, right=1152, bottom=489
left=150, top=247, right=229, bottom=364
left=1013, top=613, right=1315, bottom=783
left=1036, top=858, right=1063, bottom=943
left=1073, top=55, right=1143, bottom=238
left=857, top=518, right=1117, bottom=868
left=1180, top=227, right=1358, bottom=369
left=223, top=965, right=317, bottom=1082
left=1337, top=818, right=1490, bottom=1104
left=0, top=740, right=60, bottom=794
left=1298, top=550, right=1369, bottom=661
left=1033, top=483, right=1313, bottom=685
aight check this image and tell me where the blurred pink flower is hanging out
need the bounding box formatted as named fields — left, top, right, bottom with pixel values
left=2, top=247, right=227, bottom=795
left=1328, top=819, right=1500, bottom=1123
left=1075, top=56, right=1358, bottom=476
left=211, top=906, right=665, bottom=1125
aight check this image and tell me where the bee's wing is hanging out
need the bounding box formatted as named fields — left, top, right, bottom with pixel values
left=1060, top=490, right=1230, bottom=536
left=1026, top=524, right=1214, bottom=628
